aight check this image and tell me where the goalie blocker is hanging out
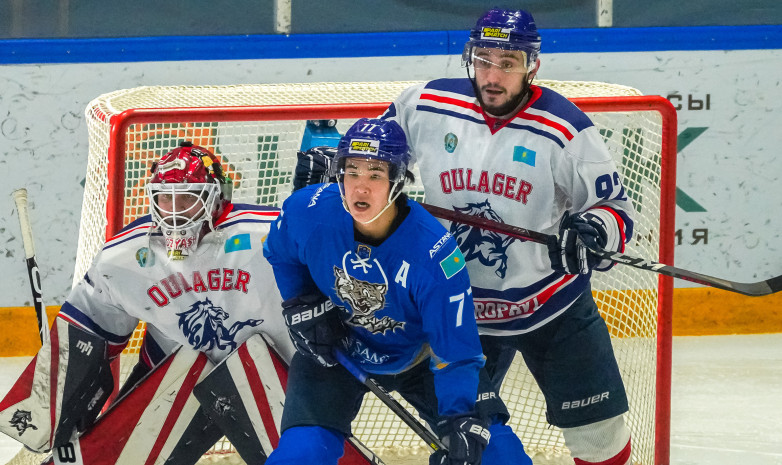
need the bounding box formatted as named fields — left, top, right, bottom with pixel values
left=0, top=317, right=113, bottom=452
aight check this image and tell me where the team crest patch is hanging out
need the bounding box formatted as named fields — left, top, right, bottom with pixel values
left=135, top=247, right=154, bottom=267
left=513, top=145, right=536, bottom=167
left=449, top=200, right=516, bottom=278
left=356, top=244, right=371, bottom=260
left=444, top=133, right=458, bottom=153
left=10, top=410, right=38, bottom=436
left=177, top=298, right=263, bottom=351
left=439, top=247, right=466, bottom=279
left=334, top=266, right=405, bottom=334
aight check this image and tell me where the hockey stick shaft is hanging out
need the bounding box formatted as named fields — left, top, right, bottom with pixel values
left=334, top=350, right=447, bottom=454
left=12, top=188, right=49, bottom=343
left=421, top=202, right=782, bottom=297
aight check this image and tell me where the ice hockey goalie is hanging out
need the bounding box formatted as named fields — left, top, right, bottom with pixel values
left=0, top=142, right=378, bottom=465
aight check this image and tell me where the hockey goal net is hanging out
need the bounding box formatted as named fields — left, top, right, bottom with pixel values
left=78, top=81, right=676, bottom=465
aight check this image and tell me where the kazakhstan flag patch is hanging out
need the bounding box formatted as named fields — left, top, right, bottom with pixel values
left=439, top=247, right=466, bottom=279
left=225, top=233, right=251, bottom=253
left=513, top=145, right=536, bottom=167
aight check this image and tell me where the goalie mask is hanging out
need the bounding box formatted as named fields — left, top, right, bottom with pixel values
left=146, top=141, right=231, bottom=259
left=330, top=118, right=410, bottom=225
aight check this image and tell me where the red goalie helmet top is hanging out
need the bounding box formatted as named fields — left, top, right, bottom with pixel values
left=150, top=141, right=224, bottom=185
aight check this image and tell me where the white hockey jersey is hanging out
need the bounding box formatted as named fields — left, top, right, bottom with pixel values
left=383, top=78, right=635, bottom=335
left=60, top=203, right=294, bottom=366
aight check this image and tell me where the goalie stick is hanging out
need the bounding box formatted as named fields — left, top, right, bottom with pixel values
left=421, top=202, right=782, bottom=297
left=334, top=350, right=447, bottom=455
left=12, top=188, right=49, bottom=343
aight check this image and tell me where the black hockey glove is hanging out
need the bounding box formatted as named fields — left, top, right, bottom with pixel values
left=547, top=211, right=609, bottom=275
left=281, top=292, right=348, bottom=367
left=431, top=415, right=491, bottom=465
left=292, top=146, right=338, bottom=192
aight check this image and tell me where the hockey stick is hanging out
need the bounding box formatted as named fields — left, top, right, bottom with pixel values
left=421, top=202, right=782, bottom=297
left=12, top=188, right=49, bottom=343
left=334, top=350, right=447, bottom=454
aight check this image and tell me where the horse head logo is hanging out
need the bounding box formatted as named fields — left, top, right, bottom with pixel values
left=9, top=410, right=37, bottom=436
left=450, top=200, right=517, bottom=278
left=177, top=298, right=262, bottom=351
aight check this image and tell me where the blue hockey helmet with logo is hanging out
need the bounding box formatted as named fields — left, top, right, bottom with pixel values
left=331, top=118, right=412, bottom=224
left=463, top=8, right=541, bottom=70
left=332, top=118, right=410, bottom=184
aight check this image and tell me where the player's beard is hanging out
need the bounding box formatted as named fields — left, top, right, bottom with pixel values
left=472, top=74, right=533, bottom=118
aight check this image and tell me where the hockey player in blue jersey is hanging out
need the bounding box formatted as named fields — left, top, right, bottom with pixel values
left=381, top=8, right=636, bottom=465
left=263, top=118, right=530, bottom=465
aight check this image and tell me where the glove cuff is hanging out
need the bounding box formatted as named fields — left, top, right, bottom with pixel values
left=581, top=208, right=624, bottom=271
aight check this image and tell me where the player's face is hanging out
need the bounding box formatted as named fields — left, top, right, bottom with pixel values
left=472, top=47, right=528, bottom=116
left=342, top=157, right=394, bottom=234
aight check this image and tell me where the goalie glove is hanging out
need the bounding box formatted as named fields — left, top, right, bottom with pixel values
left=292, top=146, right=338, bottom=192
left=432, top=415, right=491, bottom=465
left=547, top=210, right=610, bottom=275
left=281, top=292, right=348, bottom=367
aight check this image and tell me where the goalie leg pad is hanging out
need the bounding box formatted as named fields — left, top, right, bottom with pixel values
left=0, top=317, right=113, bottom=453
left=156, top=408, right=225, bottom=465
left=563, top=415, right=632, bottom=465
left=193, top=333, right=287, bottom=464
left=50, top=346, right=217, bottom=465
left=194, top=335, right=382, bottom=465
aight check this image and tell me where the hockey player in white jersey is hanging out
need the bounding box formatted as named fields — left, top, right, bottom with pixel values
left=381, top=8, right=636, bottom=465
left=0, top=142, right=378, bottom=465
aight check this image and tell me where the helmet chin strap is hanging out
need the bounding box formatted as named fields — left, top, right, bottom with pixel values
left=355, top=189, right=403, bottom=225
left=339, top=181, right=404, bottom=226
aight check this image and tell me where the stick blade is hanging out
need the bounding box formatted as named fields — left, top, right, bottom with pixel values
left=12, top=188, right=37, bottom=259
left=767, top=275, right=782, bottom=294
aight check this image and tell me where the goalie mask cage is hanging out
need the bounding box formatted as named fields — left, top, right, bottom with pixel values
left=80, top=81, right=676, bottom=465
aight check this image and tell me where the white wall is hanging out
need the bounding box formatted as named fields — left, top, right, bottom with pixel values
left=0, top=49, right=780, bottom=306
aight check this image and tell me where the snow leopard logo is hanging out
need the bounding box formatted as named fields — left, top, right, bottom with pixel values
left=333, top=267, right=405, bottom=334
left=450, top=200, right=517, bottom=278
left=9, top=410, right=37, bottom=436
left=177, top=298, right=263, bottom=351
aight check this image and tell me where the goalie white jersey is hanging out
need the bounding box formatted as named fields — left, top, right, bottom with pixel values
left=383, top=78, right=635, bottom=335
left=61, top=203, right=293, bottom=365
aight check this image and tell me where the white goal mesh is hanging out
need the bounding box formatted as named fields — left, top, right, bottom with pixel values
left=79, top=81, right=676, bottom=465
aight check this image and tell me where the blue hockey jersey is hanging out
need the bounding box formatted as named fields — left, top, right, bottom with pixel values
left=263, top=183, right=485, bottom=416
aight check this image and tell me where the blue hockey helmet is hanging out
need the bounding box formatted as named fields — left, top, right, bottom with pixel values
left=332, top=118, right=410, bottom=185
left=331, top=118, right=411, bottom=224
left=462, top=8, right=541, bottom=71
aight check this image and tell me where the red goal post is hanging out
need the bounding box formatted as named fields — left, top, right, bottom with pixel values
left=80, top=81, right=676, bottom=465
